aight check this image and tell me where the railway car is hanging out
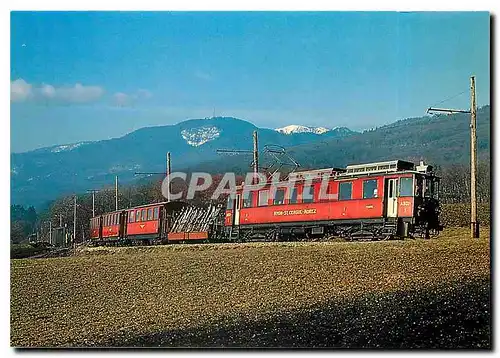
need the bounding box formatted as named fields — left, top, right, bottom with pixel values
left=90, top=201, right=187, bottom=245
left=225, top=160, right=442, bottom=241
left=90, top=216, right=101, bottom=240
left=101, top=210, right=126, bottom=242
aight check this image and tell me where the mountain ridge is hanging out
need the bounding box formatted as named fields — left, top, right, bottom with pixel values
left=11, top=116, right=356, bottom=206
left=11, top=106, right=490, bottom=208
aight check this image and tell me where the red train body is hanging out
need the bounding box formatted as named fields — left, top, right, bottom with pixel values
left=224, top=160, right=441, bottom=240
left=89, top=201, right=195, bottom=244
left=90, top=159, right=442, bottom=244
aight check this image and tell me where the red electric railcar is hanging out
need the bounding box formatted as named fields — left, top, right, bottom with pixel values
left=224, top=159, right=442, bottom=241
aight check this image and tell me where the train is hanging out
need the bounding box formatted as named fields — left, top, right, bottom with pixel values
left=89, top=159, right=443, bottom=245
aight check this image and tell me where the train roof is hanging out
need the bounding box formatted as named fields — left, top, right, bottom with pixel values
left=238, top=159, right=435, bottom=189
left=91, top=200, right=188, bottom=219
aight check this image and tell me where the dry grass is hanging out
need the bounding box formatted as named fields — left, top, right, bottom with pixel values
left=440, top=203, right=490, bottom=227
left=10, top=227, right=490, bottom=348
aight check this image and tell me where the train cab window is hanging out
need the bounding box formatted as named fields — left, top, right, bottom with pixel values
left=274, top=189, right=286, bottom=205
left=339, top=182, right=352, bottom=200
left=424, top=178, right=436, bottom=198
left=243, top=191, right=254, bottom=208
left=142, top=209, right=147, bottom=221
left=147, top=208, right=153, bottom=220
left=153, top=207, right=159, bottom=220
left=302, top=185, right=314, bottom=203
left=258, top=191, right=269, bottom=206
left=399, top=177, right=414, bottom=197
left=288, top=187, right=298, bottom=204
left=363, top=180, right=378, bottom=199
left=129, top=211, right=135, bottom=223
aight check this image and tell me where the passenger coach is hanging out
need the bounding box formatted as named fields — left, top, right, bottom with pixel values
left=224, top=160, right=442, bottom=241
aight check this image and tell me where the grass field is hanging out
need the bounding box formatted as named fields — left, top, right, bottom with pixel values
left=10, top=227, right=490, bottom=348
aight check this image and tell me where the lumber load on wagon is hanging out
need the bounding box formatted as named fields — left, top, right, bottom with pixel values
left=168, top=204, right=223, bottom=242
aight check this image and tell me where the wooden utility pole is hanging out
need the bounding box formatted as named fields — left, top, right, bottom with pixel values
left=115, top=175, right=119, bottom=211
left=87, top=189, right=98, bottom=217
left=253, top=131, right=259, bottom=182
left=470, top=76, right=478, bottom=238
left=427, top=75, right=479, bottom=238
left=73, top=195, right=77, bottom=245
left=166, top=152, right=171, bottom=202
left=216, top=131, right=260, bottom=184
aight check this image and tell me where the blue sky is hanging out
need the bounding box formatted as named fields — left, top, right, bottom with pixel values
left=11, top=11, right=490, bottom=152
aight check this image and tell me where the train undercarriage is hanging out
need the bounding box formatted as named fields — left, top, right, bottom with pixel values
left=229, top=218, right=439, bottom=243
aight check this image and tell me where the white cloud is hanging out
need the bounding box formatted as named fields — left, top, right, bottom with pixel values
left=49, top=83, right=104, bottom=103
left=112, top=89, right=152, bottom=107
left=40, top=84, right=56, bottom=99
left=113, top=92, right=132, bottom=107
left=11, top=79, right=32, bottom=102
left=11, top=79, right=104, bottom=104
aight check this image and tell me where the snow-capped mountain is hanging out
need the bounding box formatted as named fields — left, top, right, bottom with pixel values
left=11, top=116, right=356, bottom=206
left=275, top=125, right=330, bottom=135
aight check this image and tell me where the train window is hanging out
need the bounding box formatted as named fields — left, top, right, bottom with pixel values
left=142, top=209, right=147, bottom=221
left=363, top=180, right=378, bottom=199
left=148, top=208, right=153, bottom=220
left=258, top=191, right=269, bottom=206
left=302, top=185, right=314, bottom=203
left=339, top=182, right=352, bottom=200
left=129, top=211, right=135, bottom=223
left=288, top=187, right=298, bottom=204
left=399, top=177, right=413, bottom=197
left=243, top=191, right=254, bottom=208
left=274, top=189, right=286, bottom=205
left=325, top=181, right=337, bottom=200
left=226, top=196, right=234, bottom=210
left=154, top=207, right=159, bottom=220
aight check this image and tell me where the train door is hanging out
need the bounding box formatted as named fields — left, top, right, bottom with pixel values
left=233, top=194, right=241, bottom=225
left=385, top=178, right=398, bottom=217
left=120, top=211, right=127, bottom=239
